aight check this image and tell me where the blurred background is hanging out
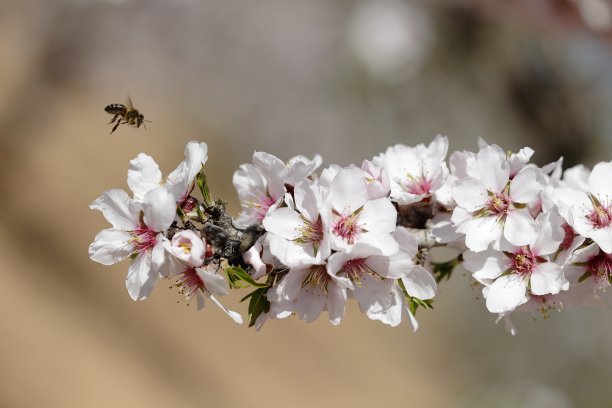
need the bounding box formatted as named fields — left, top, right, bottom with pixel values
left=2, top=0, right=612, bottom=407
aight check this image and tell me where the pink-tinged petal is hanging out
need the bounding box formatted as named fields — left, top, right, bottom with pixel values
left=285, top=154, right=322, bottom=185
left=327, top=283, right=346, bottom=325
left=358, top=231, right=399, bottom=256
left=464, top=216, right=502, bottom=252
left=509, top=167, right=540, bottom=203
left=472, top=145, right=510, bottom=193
left=127, top=153, right=162, bottom=201
left=590, top=227, right=612, bottom=254
left=242, top=243, right=267, bottom=280
left=208, top=295, right=243, bottom=324
left=503, top=210, right=537, bottom=247
left=195, top=291, right=206, bottom=310
left=330, top=167, right=369, bottom=212
left=451, top=178, right=488, bottom=212
left=196, top=268, right=229, bottom=296
left=90, top=189, right=139, bottom=230
left=89, top=228, right=133, bottom=265
left=295, top=286, right=326, bottom=323
left=485, top=275, right=528, bottom=313
left=327, top=252, right=355, bottom=290
left=531, top=262, right=566, bottom=295
left=142, top=188, right=176, bottom=232
left=463, top=249, right=507, bottom=282
left=588, top=161, right=612, bottom=198
left=262, top=208, right=301, bottom=240
left=126, top=251, right=156, bottom=301
left=233, top=164, right=266, bottom=201
left=271, top=268, right=307, bottom=302
left=253, top=151, right=286, bottom=200
left=294, top=181, right=320, bottom=221
left=401, top=265, right=437, bottom=300
left=532, top=211, right=564, bottom=255
left=509, top=147, right=535, bottom=176
left=360, top=198, right=397, bottom=234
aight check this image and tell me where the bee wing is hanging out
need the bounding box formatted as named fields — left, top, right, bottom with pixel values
left=126, top=95, right=134, bottom=110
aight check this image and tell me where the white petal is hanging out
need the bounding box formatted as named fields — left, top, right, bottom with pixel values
left=531, top=262, right=566, bottom=296
left=464, top=216, right=502, bottom=252
left=590, top=226, right=612, bottom=254
left=196, top=268, right=229, bottom=296
left=208, top=294, right=243, bottom=324
left=463, top=249, right=507, bottom=282
left=451, top=178, right=488, bottom=212
left=271, top=268, right=307, bottom=302
left=126, top=251, right=156, bottom=301
left=392, top=227, right=418, bottom=258
left=262, top=208, right=301, bottom=240
left=366, top=253, right=412, bottom=279
left=588, top=161, right=612, bottom=198
left=404, top=304, right=419, bottom=333
left=142, top=188, right=176, bottom=232
left=532, top=211, right=564, bottom=255
left=358, top=232, right=399, bottom=256
left=90, top=189, right=139, bottom=230
left=327, top=283, right=346, bottom=325
left=359, top=198, right=397, bottom=234
left=354, top=274, right=395, bottom=314
left=471, top=145, right=510, bottom=193
left=89, top=228, right=133, bottom=265
left=295, top=286, right=326, bottom=323
left=232, top=164, right=266, bottom=201
left=401, top=265, right=437, bottom=300
left=127, top=153, right=162, bottom=201
left=503, top=210, right=537, bottom=247
left=509, top=167, right=541, bottom=203
left=329, top=167, right=369, bottom=213
left=485, top=275, right=528, bottom=313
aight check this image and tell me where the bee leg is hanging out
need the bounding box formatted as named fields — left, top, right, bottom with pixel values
left=107, top=114, right=120, bottom=125
left=110, top=120, right=122, bottom=134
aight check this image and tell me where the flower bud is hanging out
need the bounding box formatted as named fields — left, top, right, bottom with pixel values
left=170, top=230, right=205, bottom=267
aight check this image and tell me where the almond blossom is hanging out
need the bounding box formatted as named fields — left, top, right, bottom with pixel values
left=554, top=161, right=612, bottom=253
left=464, top=212, right=568, bottom=313
left=451, top=145, right=541, bottom=252
left=383, top=134, right=449, bottom=205
left=89, top=187, right=176, bottom=300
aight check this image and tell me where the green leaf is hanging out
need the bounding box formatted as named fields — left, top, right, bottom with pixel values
left=398, top=280, right=434, bottom=316
left=242, top=287, right=270, bottom=327
left=224, top=264, right=270, bottom=289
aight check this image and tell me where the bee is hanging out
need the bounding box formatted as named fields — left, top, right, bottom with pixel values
left=104, top=96, right=150, bottom=134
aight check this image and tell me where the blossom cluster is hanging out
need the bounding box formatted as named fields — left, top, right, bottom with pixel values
left=89, top=137, right=612, bottom=334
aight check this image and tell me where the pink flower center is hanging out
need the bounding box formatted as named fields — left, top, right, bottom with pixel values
left=332, top=210, right=363, bottom=245
left=587, top=195, right=612, bottom=229
left=130, top=227, right=157, bottom=253
left=401, top=174, right=432, bottom=196
left=588, top=251, right=612, bottom=288
left=508, top=247, right=536, bottom=276
left=175, top=268, right=205, bottom=304
left=295, top=215, right=324, bottom=246
left=340, top=258, right=379, bottom=284
left=247, top=192, right=277, bottom=221
left=302, top=265, right=330, bottom=292
left=486, top=192, right=511, bottom=216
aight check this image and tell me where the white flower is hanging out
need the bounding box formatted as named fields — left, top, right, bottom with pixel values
left=384, top=135, right=449, bottom=205
left=174, top=265, right=243, bottom=324
left=169, top=230, right=206, bottom=268
left=263, top=180, right=331, bottom=266
left=564, top=242, right=612, bottom=292
left=554, top=161, right=612, bottom=253
left=463, top=211, right=568, bottom=314
left=127, top=141, right=208, bottom=208
left=89, top=187, right=176, bottom=300
left=327, top=166, right=398, bottom=255
left=451, top=145, right=541, bottom=252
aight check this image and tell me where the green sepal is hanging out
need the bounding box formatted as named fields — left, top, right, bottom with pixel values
left=196, top=169, right=215, bottom=208
left=241, top=287, right=271, bottom=327
left=398, top=280, right=434, bottom=316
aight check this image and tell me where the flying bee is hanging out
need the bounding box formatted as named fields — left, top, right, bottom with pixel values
left=104, top=96, right=150, bottom=134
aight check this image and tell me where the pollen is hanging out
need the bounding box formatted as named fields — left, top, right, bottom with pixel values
left=586, top=194, right=612, bottom=229
left=332, top=210, right=363, bottom=245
